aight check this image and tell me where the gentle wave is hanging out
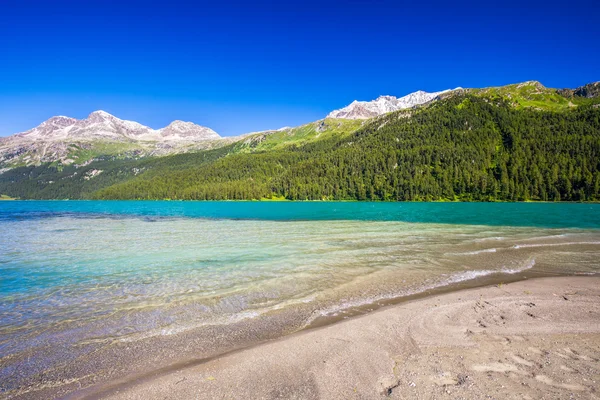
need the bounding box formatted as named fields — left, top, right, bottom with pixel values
left=471, top=236, right=506, bottom=243
left=447, top=248, right=497, bottom=256
left=118, top=259, right=538, bottom=342
left=308, top=259, right=536, bottom=324
left=513, top=241, right=600, bottom=249
left=444, top=259, right=536, bottom=284
left=519, top=234, right=568, bottom=241
left=116, top=294, right=318, bottom=343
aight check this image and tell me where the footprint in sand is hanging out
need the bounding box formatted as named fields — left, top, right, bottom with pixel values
left=471, top=362, right=524, bottom=374
left=534, top=374, right=585, bottom=391
left=559, top=365, right=575, bottom=373
left=509, top=353, right=534, bottom=367
left=430, top=372, right=458, bottom=386
left=563, top=347, right=593, bottom=361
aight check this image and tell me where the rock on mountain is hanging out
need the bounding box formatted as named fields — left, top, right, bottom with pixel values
left=0, top=111, right=222, bottom=168
left=327, top=88, right=460, bottom=119
left=557, top=82, right=600, bottom=99
left=574, top=82, right=600, bottom=98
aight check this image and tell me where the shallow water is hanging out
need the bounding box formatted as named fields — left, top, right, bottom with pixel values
left=1, top=201, right=599, bottom=396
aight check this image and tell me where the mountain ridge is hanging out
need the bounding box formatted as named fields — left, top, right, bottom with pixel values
left=1, top=80, right=598, bottom=170
left=0, top=111, right=222, bottom=168
left=10, top=110, right=220, bottom=142
left=2, top=90, right=600, bottom=201
left=326, top=88, right=460, bottom=119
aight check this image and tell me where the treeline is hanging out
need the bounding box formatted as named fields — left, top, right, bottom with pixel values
left=92, top=95, right=600, bottom=202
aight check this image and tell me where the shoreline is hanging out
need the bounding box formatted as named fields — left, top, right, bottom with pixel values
left=68, top=272, right=537, bottom=398
left=7, top=267, right=543, bottom=399
left=68, top=276, right=600, bottom=400
left=3, top=212, right=600, bottom=399
left=3, top=198, right=600, bottom=203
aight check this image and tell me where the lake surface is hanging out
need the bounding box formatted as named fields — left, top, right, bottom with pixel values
left=1, top=201, right=599, bottom=396
left=2, top=200, right=600, bottom=227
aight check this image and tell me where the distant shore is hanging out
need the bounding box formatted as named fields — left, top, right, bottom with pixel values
left=71, top=277, right=600, bottom=400
left=3, top=197, right=600, bottom=202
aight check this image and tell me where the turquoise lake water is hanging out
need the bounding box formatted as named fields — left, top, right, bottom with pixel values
left=2, top=200, right=600, bottom=227
left=1, top=201, right=599, bottom=395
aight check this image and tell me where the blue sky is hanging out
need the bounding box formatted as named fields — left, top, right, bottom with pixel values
left=1, top=0, right=598, bottom=137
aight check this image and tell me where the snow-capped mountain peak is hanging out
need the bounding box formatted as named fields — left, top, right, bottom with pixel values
left=45, top=116, right=78, bottom=127
left=8, top=112, right=220, bottom=143
left=88, top=110, right=114, bottom=119
left=158, top=120, right=220, bottom=140
left=0, top=112, right=223, bottom=167
left=327, top=88, right=460, bottom=119
left=86, top=110, right=119, bottom=124
left=165, top=120, right=195, bottom=131
left=16, top=116, right=77, bottom=140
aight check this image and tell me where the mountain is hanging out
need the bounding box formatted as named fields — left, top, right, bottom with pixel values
left=158, top=120, right=220, bottom=141
left=575, top=82, right=600, bottom=98
left=2, top=85, right=600, bottom=202
left=1, top=80, right=599, bottom=201
left=557, top=82, right=600, bottom=99
left=326, top=81, right=600, bottom=120
left=88, top=93, right=600, bottom=202
left=10, top=110, right=220, bottom=142
left=326, top=88, right=459, bottom=119
left=3, top=81, right=598, bottom=171
left=0, top=111, right=222, bottom=169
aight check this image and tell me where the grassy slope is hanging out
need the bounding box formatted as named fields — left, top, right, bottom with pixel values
left=467, top=81, right=600, bottom=111
left=230, top=118, right=365, bottom=152
left=61, top=141, right=148, bottom=165
left=1, top=140, right=150, bottom=170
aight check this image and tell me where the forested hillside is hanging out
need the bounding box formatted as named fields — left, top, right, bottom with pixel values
left=0, top=119, right=362, bottom=199
left=0, top=144, right=235, bottom=199
left=2, top=91, right=599, bottom=202
left=91, top=95, right=600, bottom=201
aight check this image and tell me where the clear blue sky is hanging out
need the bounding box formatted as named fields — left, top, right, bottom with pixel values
left=1, top=0, right=598, bottom=137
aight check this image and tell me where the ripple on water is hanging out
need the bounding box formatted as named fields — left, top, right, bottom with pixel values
left=0, top=209, right=599, bottom=394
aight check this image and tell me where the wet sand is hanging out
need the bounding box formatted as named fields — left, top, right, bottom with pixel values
left=74, top=276, right=600, bottom=399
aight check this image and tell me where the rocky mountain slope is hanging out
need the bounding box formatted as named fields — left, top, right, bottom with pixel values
left=327, top=81, right=600, bottom=120
left=3, top=84, right=599, bottom=202
left=0, top=111, right=223, bottom=169
left=557, top=81, right=600, bottom=99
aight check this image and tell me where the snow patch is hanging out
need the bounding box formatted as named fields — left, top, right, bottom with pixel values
left=327, top=88, right=461, bottom=119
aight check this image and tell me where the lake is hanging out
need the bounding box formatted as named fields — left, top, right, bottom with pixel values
left=1, top=201, right=599, bottom=396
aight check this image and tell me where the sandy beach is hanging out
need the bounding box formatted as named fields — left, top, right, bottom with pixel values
left=68, top=276, right=600, bottom=400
